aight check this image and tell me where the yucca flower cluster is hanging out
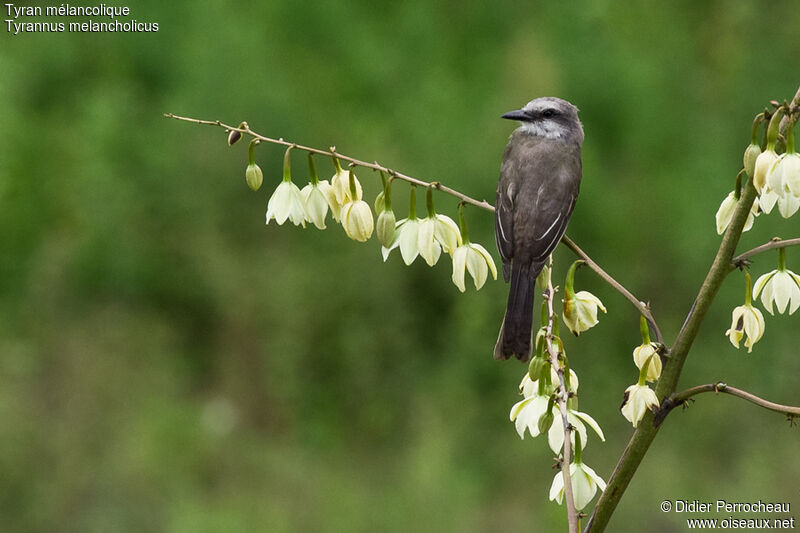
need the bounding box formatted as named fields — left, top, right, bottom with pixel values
left=717, top=109, right=800, bottom=235
left=508, top=263, right=608, bottom=511
left=239, top=141, right=497, bottom=292
left=723, top=248, right=800, bottom=357
left=714, top=108, right=800, bottom=356
left=754, top=109, right=800, bottom=218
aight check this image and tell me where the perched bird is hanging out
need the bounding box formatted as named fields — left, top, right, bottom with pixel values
left=493, top=97, right=584, bottom=361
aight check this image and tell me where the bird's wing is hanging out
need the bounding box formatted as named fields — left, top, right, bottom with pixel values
left=495, top=175, right=515, bottom=282
left=514, top=144, right=582, bottom=269
left=528, top=190, right=576, bottom=266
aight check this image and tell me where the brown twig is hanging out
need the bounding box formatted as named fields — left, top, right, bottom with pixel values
left=164, top=113, right=494, bottom=211
left=165, top=112, right=664, bottom=342
left=731, top=237, right=800, bottom=269
left=562, top=236, right=664, bottom=346
left=543, top=256, right=579, bottom=533
left=663, top=382, right=800, bottom=419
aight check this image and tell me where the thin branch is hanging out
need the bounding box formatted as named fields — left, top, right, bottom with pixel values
left=543, top=256, right=579, bottom=533
left=666, top=382, right=800, bottom=418
left=731, top=237, right=800, bottom=269
left=164, top=113, right=495, bottom=211
left=562, top=236, right=664, bottom=346
left=165, top=112, right=663, bottom=341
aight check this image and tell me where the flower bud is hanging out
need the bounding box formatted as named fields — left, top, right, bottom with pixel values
left=341, top=199, right=374, bottom=242
left=374, top=191, right=385, bottom=214
left=537, top=408, right=555, bottom=435
left=228, top=129, right=242, bottom=146
left=245, top=163, right=263, bottom=191
left=527, top=354, right=547, bottom=382
left=754, top=149, right=778, bottom=193
left=536, top=265, right=550, bottom=291
left=743, top=143, right=761, bottom=179
left=376, top=209, right=396, bottom=248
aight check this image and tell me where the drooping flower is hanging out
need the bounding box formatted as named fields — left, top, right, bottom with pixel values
left=300, top=180, right=335, bottom=229
left=715, top=191, right=758, bottom=233
left=375, top=172, right=396, bottom=247
left=620, top=383, right=659, bottom=428
left=417, top=215, right=444, bottom=266
left=633, top=342, right=662, bottom=382
left=382, top=217, right=421, bottom=264
left=563, top=291, right=606, bottom=336
left=549, top=461, right=607, bottom=511
left=546, top=407, right=605, bottom=455
left=761, top=151, right=800, bottom=217
left=267, top=181, right=307, bottom=227
left=773, top=117, right=800, bottom=198
left=767, top=151, right=800, bottom=200
left=449, top=204, right=496, bottom=291
left=267, top=146, right=308, bottom=227
left=519, top=366, right=579, bottom=398
left=416, top=188, right=462, bottom=266
left=512, top=368, right=591, bottom=446
left=509, top=394, right=550, bottom=440
left=753, top=269, right=800, bottom=315
left=726, top=303, right=765, bottom=353
left=760, top=183, right=800, bottom=218
left=561, top=260, right=606, bottom=335
left=752, top=249, right=800, bottom=315
left=777, top=193, right=800, bottom=218
left=784, top=152, right=800, bottom=198
left=451, top=242, right=497, bottom=292
left=340, top=199, right=374, bottom=242
left=329, top=158, right=363, bottom=221
left=300, top=154, right=336, bottom=229
left=512, top=373, right=602, bottom=452
left=382, top=187, right=422, bottom=265
left=754, top=108, right=786, bottom=194
left=725, top=273, right=765, bottom=353
left=429, top=214, right=461, bottom=260
left=753, top=148, right=778, bottom=193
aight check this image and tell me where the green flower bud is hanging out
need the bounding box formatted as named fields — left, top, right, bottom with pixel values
left=567, top=395, right=578, bottom=411
left=537, top=406, right=555, bottom=435
left=743, top=143, right=761, bottom=179
left=536, top=265, right=550, bottom=291
left=246, top=163, right=263, bottom=191
left=527, top=354, right=547, bottom=382
left=374, top=191, right=385, bottom=214
left=376, top=208, right=396, bottom=248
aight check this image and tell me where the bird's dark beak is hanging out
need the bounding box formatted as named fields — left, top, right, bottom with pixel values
left=501, top=109, right=529, bottom=121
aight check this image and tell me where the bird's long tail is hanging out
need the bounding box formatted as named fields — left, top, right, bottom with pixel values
left=493, top=262, right=539, bottom=361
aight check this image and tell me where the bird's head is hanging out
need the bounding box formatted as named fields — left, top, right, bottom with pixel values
left=502, top=97, right=583, bottom=143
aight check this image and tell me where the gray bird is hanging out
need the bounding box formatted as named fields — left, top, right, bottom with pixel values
left=493, top=97, right=584, bottom=361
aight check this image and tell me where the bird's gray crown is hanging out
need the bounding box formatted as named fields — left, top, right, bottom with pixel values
left=504, top=96, right=584, bottom=143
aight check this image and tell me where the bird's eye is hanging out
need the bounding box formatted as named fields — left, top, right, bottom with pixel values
left=542, top=109, right=556, bottom=118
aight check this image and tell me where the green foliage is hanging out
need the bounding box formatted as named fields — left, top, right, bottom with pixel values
left=1, top=1, right=799, bottom=531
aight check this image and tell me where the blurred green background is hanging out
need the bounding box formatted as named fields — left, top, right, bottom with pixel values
left=2, top=1, right=799, bottom=531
